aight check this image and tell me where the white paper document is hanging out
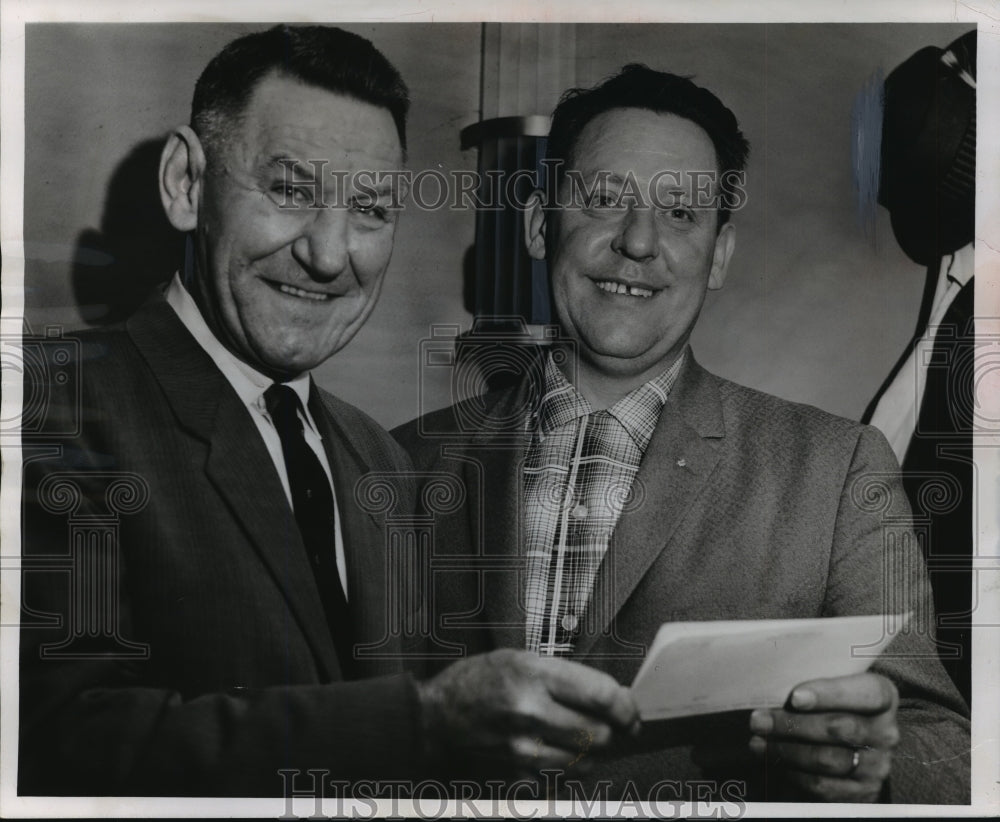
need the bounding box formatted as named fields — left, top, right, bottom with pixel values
left=631, top=613, right=909, bottom=721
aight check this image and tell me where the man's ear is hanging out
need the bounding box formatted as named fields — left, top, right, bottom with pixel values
left=159, top=125, right=207, bottom=233
left=524, top=190, right=547, bottom=260
left=708, top=220, right=736, bottom=291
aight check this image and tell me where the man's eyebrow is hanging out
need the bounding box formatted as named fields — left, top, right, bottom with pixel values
left=362, top=179, right=401, bottom=197
left=264, top=155, right=321, bottom=179
left=576, top=171, right=626, bottom=186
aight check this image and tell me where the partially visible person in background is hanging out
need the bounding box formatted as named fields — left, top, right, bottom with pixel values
left=863, top=30, right=976, bottom=705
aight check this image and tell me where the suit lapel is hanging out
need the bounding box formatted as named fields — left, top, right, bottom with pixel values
left=574, top=356, right=725, bottom=659
left=308, top=390, right=398, bottom=674
left=127, top=296, right=339, bottom=679
left=455, top=382, right=534, bottom=651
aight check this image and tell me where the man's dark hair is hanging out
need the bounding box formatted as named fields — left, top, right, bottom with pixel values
left=546, top=63, right=749, bottom=224
left=191, top=24, right=410, bottom=159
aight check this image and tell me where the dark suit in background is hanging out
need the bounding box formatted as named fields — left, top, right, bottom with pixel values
left=865, top=276, right=974, bottom=703
left=901, top=278, right=974, bottom=701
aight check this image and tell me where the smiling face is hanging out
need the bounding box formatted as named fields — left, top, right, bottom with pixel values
left=189, top=72, right=404, bottom=380
left=527, top=108, right=735, bottom=393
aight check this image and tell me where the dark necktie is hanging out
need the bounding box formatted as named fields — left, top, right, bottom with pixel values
left=264, top=383, right=355, bottom=678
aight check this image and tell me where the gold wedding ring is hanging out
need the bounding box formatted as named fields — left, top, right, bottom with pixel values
left=848, top=748, right=862, bottom=776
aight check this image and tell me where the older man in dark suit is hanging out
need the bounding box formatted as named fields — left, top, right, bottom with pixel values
left=395, top=65, right=971, bottom=803
left=19, top=25, right=637, bottom=797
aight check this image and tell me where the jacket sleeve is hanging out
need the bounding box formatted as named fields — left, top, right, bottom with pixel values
left=824, top=424, right=971, bottom=804
left=19, top=639, right=425, bottom=797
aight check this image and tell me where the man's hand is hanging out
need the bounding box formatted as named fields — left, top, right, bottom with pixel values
left=748, top=672, right=900, bottom=802
left=417, top=649, right=639, bottom=778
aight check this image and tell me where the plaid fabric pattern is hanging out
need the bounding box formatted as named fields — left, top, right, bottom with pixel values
left=522, top=350, right=685, bottom=655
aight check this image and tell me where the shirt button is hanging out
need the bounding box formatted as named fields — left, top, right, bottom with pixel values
left=571, top=504, right=588, bottom=519
left=561, top=613, right=579, bottom=632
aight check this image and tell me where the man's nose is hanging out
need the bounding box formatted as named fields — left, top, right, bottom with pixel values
left=611, top=206, right=659, bottom=262
left=291, top=206, right=350, bottom=280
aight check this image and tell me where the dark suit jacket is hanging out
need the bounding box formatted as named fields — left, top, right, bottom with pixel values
left=19, top=295, right=422, bottom=796
left=902, top=277, right=974, bottom=704
left=864, top=276, right=975, bottom=703
left=394, top=352, right=971, bottom=803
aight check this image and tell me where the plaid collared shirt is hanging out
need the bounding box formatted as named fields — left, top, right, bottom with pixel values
left=522, top=350, right=685, bottom=656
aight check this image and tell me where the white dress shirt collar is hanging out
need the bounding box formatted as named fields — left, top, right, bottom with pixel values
left=164, top=273, right=315, bottom=426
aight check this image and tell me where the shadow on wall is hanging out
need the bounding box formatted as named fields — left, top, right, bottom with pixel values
left=72, top=138, right=183, bottom=325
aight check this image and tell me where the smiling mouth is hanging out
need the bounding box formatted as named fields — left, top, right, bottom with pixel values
left=594, top=280, right=656, bottom=299
left=266, top=280, right=334, bottom=302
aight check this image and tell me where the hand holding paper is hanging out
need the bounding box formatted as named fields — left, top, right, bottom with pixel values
left=748, top=671, right=899, bottom=803
left=418, top=648, right=639, bottom=779
left=631, top=613, right=907, bottom=720
left=630, top=613, right=907, bottom=803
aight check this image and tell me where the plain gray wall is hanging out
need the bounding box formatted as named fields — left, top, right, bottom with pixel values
left=23, top=22, right=972, bottom=428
